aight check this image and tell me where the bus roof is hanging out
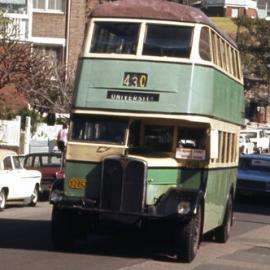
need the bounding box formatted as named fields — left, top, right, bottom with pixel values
left=90, top=0, right=236, bottom=47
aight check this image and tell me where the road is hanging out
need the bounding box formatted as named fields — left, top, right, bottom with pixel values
left=0, top=196, right=270, bottom=270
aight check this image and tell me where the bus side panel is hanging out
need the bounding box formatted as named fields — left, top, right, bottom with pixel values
left=191, top=66, right=244, bottom=125
left=146, top=167, right=206, bottom=205
left=203, top=167, right=237, bottom=233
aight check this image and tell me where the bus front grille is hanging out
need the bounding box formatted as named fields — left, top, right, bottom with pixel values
left=100, top=157, right=146, bottom=213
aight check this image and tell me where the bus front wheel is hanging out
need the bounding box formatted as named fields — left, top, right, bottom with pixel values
left=175, top=205, right=202, bottom=263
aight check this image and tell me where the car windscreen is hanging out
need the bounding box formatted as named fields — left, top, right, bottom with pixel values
left=239, top=158, right=270, bottom=172
left=240, top=132, right=257, bottom=139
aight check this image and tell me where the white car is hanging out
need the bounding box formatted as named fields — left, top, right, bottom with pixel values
left=0, top=149, right=41, bottom=211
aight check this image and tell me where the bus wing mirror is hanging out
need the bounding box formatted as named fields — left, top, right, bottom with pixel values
left=210, top=129, right=219, bottom=159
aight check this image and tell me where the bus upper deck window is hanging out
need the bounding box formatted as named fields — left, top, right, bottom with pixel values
left=90, top=22, right=140, bottom=54
left=142, top=24, right=193, bottom=58
left=199, top=27, right=211, bottom=61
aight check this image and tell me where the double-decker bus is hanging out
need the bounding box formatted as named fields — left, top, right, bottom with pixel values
left=50, top=0, right=244, bottom=262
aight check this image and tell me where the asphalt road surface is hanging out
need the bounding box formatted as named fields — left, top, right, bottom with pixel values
left=0, top=196, right=269, bottom=270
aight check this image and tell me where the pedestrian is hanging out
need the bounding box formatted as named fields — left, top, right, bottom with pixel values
left=57, top=123, right=68, bottom=152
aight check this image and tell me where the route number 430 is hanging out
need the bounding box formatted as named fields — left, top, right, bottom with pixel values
left=122, top=72, right=148, bottom=88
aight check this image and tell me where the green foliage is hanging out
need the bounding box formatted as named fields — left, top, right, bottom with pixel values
left=0, top=10, right=9, bottom=25
left=18, top=107, right=41, bottom=134
left=233, top=17, right=270, bottom=104
left=211, top=17, right=238, bottom=38
left=234, top=17, right=270, bottom=81
left=0, top=106, right=17, bottom=120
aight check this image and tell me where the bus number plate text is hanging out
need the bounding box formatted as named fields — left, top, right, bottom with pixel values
left=123, top=72, right=148, bottom=88
left=68, top=178, right=87, bottom=189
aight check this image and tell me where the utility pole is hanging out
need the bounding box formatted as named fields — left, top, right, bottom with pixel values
left=267, top=64, right=270, bottom=124
left=268, top=64, right=270, bottom=105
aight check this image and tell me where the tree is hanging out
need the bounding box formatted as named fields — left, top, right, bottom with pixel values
left=0, top=11, right=74, bottom=117
left=21, top=52, right=75, bottom=113
left=234, top=17, right=270, bottom=104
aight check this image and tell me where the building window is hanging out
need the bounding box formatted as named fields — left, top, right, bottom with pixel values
left=0, top=0, right=28, bottom=14
left=33, top=0, right=65, bottom=12
left=231, top=8, right=239, bottom=18
left=34, top=45, right=63, bottom=65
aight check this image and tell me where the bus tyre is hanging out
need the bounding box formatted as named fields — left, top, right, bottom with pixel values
left=214, top=195, right=233, bottom=243
left=175, top=205, right=202, bottom=263
left=0, top=190, right=6, bottom=211
left=51, top=206, right=75, bottom=251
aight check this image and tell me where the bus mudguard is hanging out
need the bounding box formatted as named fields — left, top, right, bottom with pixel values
left=154, top=187, right=204, bottom=220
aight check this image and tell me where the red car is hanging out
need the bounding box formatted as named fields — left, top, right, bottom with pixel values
left=23, top=152, right=64, bottom=195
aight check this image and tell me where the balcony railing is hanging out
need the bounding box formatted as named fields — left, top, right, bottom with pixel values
left=2, top=13, right=30, bottom=41
left=203, top=0, right=257, bottom=9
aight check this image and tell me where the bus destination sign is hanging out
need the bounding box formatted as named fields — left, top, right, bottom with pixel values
left=107, top=91, right=159, bottom=102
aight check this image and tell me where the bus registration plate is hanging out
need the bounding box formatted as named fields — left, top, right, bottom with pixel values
left=123, top=72, right=148, bottom=88
left=68, top=178, right=87, bottom=189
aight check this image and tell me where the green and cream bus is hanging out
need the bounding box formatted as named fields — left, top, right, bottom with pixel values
left=50, top=0, right=244, bottom=262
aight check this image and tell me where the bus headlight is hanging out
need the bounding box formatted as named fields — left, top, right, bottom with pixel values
left=50, top=190, right=63, bottom=204
left=177, top=201, right=191, bottom=215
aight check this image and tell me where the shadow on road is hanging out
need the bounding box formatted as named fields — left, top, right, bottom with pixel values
left=0, top=217, right=178, bottom=262
left=234, top=195, right=270, bottom=216
left=3, top=197, right=267, bottom=261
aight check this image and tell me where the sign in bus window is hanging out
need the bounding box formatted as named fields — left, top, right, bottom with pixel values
left=176, top=127, right=208, bottom=160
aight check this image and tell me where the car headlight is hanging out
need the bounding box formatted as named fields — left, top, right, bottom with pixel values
left=177, top=201, right=191, bottom=215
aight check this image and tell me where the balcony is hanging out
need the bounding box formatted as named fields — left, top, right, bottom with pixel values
left=0, top=1, right=30, bottom=41
left=203, top=0, right=257, bottom=9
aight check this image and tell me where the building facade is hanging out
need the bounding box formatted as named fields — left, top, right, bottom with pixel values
left=0, top=0, right=104, bottom=70
left=2, top=1, right=269, bottom=69
left=202, top=0, right=258, bottom=18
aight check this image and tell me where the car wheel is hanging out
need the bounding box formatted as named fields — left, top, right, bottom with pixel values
left=0, top=190, right=7, bottom=211
left=214, top=194, right=233, bottom=243
left=28, top=185, right=39, bottom=207
left=51, top=206, right=75, bottom=251
left=175, top=205, right=202, bottom=263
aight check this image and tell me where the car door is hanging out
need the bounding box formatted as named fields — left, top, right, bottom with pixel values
left=13, top=155, right=36, bottom=198
left=2, top=155, right=21, bottom=199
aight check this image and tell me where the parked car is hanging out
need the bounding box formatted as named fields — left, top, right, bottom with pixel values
left=0, top=149, right=41, bottom=211
left=239, top=134, right=254, bottom=154
left=237, top=154, right=270, bottom=197
left=23, top=152, right=64, bottom=195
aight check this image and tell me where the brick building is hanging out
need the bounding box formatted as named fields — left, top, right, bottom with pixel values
left=201, top=0, right=258, bottom=18
left=2, top=1, right=265, bottom=70
left=1, top=0, right=106, bottom=70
